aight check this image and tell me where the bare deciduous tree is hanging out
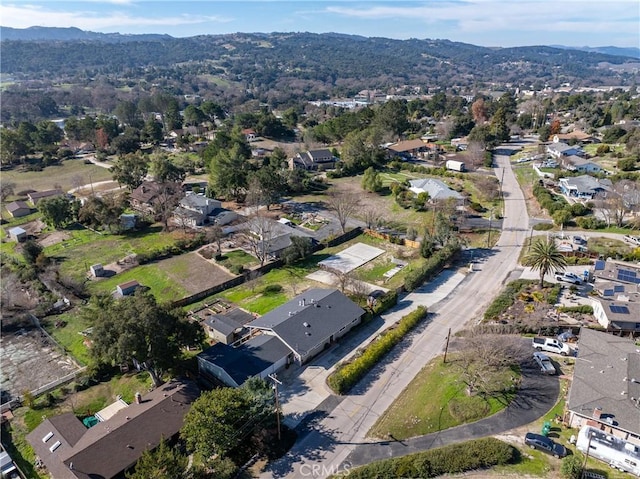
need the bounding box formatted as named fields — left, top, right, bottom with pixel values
left=594, top=180, right=639, bottom=227
left=1, top=181, right=16, bottom=201
left=452, top=332, right=530, bottom=396
left=326, top=191, right=360, bottom=233
left=245, top=212, right=277, bottom=266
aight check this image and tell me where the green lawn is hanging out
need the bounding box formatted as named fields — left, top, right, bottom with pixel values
left=87, top=263, right=189, bottom=303
left=47, top=226, right=183, bottom=282
left=216, top=250, right=258, bottom=269
left=369, top=355, right=518, bottom=440
left=43, top=312, right=93, bottom=365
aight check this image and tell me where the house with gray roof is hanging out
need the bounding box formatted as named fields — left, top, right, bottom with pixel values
left=591, top=260, right=640, bottom=336
left=27, top=189, right=64, bottom=205
left=547, top=141, right=584, bottom=159
left=26, top=379, right=199, bottom=479
left=408, top=178, right=464, bottom=203
left=249, top=289, right=365, bottom=364
left=566, top=328, right=640, bottom=441
left=562, top=155, right=603, bottom=173
left=197, top=335, right=292, bottom=388
left=558, top=175, right=612, bottom=199
left=202, top=307, right=254, bottom=344
left=289, top=149, right=336, bottom=171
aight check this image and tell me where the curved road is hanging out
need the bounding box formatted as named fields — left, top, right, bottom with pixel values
left=263, top=153, right=550, bottom=478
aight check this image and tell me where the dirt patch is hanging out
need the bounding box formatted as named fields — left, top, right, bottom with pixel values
left=158, top=251, right=235, bottom=294
left=0, top=327, right=80, bottom=401
left=38, top=230, right=72, bottom=247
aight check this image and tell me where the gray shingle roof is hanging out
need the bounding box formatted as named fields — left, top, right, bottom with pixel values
left=249, top=289, right=365, bottom=358
left=198, top=335, right=291, bottom=385
left=408, top=178, right=463, bottom=200
left=567, top=328, right=640, bottom=436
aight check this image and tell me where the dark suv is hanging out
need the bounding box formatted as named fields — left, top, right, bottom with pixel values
left=524, top=433, right=567, bottom=458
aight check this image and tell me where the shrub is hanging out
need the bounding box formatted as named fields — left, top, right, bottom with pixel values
left=405, top=243, right=460, bottom=291
left=484, top=279, right=532, bottom=320
left=231, top=264, right=244, bottom=275
left=262, top=284, right=283, bottom=295
left=561, top=455, right=583, bottom=479
left=558, top=305, right=593, bottom=314
left=469, top=202, right=485, bottom=212
left=327, top=306, right=427, bottom=394
left=576, top=216, right=606, bottom=229
left=346, top=437, right=516, bottom=479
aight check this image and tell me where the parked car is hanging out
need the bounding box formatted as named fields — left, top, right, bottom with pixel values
left=555, top=272, right=581, bottom=284
left=533, top=351, right=556, bottom=375
left=524, top=433, right=567, bottom=458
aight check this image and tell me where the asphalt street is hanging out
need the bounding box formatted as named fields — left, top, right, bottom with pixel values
left=262, top=152, right=544, bottom=478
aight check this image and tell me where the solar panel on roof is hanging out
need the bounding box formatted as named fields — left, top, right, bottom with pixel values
left=609, top=305, right=630, bottom=314
left=603, top=289, right=614, bottom=296
left=613, top=285, right=625, bottom=292
left=594, top=260, right=605, bottom=270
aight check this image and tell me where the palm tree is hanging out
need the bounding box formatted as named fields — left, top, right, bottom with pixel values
left=524, top=237, right=567, bottom=287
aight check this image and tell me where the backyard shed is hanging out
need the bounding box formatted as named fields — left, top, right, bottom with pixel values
left=8, top=227, right=27, bottom=242
left=116, top=280, right=140, bottom=296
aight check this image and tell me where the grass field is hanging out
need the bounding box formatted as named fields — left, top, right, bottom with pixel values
left=3, top=159, right=113, bottom=195
left=368, top=354, right=518, bottom=440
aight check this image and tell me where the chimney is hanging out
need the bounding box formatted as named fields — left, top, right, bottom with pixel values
left=301, top=298, right=306, bottom=306
left=593, top=407, right=602, bottom=420
left=134, top=392, right=142, bottom=404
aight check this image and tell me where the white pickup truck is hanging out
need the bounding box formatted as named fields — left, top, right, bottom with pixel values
left=532, top=337, right=571, bottom=356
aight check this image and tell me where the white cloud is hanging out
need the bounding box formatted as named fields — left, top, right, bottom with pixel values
left=1, top=4, right=231, bottom=31
left=324, top=1, right=638, bottom=35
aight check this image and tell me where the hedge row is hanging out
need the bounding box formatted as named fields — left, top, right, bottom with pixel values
left=343, top=437, right=517, bottom=479
left=137, top=233, right=206, bottom=264
left=558, top=305, right=593, bottom=314
left=483, top=279, right=532, bottom=320
left=362, top=289, right=398, bottom=322
left=404, top=243, right=460, bottom=291
left=533, top=183, right=568, bottom=215
left=327, top=306, right=427, bottom=394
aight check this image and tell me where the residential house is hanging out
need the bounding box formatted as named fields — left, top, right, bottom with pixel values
left=408, top=178, right=464, bottom=204
left=558, top=175, right=612, bottom=199
left=26, top=379, right=200, bottom=479
left=591, top=260, right=640, bottom=336
left=248, top=289, right=365, bottom=364
left=197, top=335, right=292, bottom=388
left=547, top=141, right=585, bottom=160
left=561, top=155, right=603, bottom=173
left=553, top=130, right=598, bottom=144
left=172, top=192, right=222, bottom=228
left=242, top=128, right=257, bottom=142
left=7, top=227, right=26, bottom=242
left=202, top=307, right=254, bottom=344
left=28, top=189, right=64, bottom=205
left=247, top=218, right=314, bottom=260
left=129, top=181, right=181, bottom=215
left=566, top=328, right=640, bottom=443
left=289, top=149, right=337, bottom=171
left=386, top=139, right=430, bottom=160
left=5, top=200, right=31, bottom=218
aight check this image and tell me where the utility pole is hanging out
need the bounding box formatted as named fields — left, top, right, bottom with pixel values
left=443, top=328, right=451, bottom=364
left=487, top=208, right=494, bottom=249
left=268, top=373, right=282, bottom=441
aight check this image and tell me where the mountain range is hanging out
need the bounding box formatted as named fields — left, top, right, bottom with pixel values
left=1, top=26, right=638, bottom=60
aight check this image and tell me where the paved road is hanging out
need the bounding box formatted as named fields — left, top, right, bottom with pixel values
left=262, top=153, right=536, bottom=478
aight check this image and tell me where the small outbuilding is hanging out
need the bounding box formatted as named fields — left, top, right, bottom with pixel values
left=8, top=227, right=27, bottom=242
left=90, top=264, right=104, bottom=278
left=5, top=200, right=31, bottom=218
left=116, top=280, right=140, bottom=296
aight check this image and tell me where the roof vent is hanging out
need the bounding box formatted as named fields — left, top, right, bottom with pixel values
left=303, top=322, right=310, bottom=328
left=305, top=332, right=311, bottom=336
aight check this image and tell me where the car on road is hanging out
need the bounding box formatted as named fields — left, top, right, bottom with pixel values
left=533, top=351, right=556, bottom=375
left=555, top=272, right=581, bottom=284
left=524, top=433, right=567, bottom=458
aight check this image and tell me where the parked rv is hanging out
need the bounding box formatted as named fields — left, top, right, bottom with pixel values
left=576, top=426, right=640, bottom=476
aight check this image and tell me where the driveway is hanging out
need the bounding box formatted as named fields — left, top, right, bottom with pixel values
left=346, top=364, right=560, bottom=467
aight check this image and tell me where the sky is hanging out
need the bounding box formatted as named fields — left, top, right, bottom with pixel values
left=1, top=1, right=639, bottom=48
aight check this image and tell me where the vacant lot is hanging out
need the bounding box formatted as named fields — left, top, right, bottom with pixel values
left=159, top=251, right=235, bottom=294
left=3, top=159, right=113, bottom=195
left=0, top=327, right=81, bottom=402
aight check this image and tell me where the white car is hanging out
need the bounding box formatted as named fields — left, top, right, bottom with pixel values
left=555, top=272, right=581, bottom=284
